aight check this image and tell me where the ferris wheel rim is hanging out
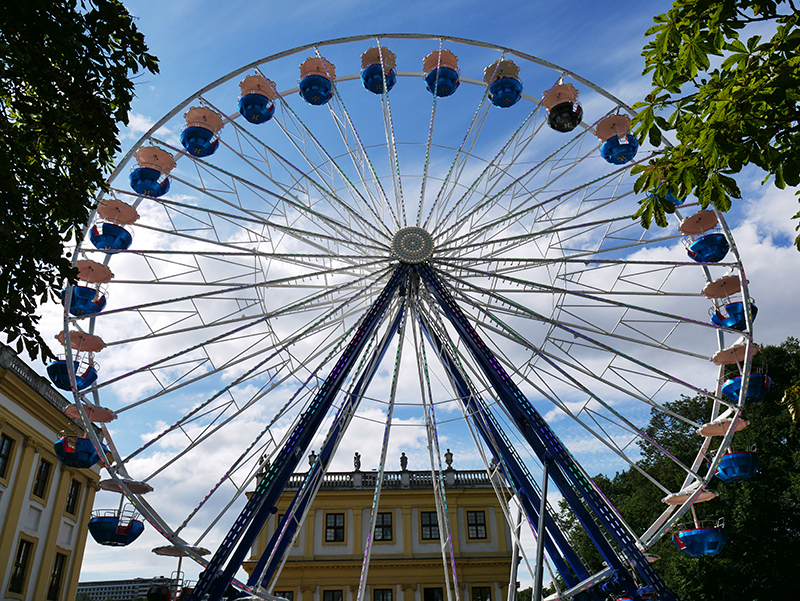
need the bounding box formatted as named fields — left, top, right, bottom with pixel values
left=56, top=34, right=756, bottom=599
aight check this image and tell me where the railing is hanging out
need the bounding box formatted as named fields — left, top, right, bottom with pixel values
left=283, top=468, right=495, bottom=490
left=0, top=343, right=70, bottom=411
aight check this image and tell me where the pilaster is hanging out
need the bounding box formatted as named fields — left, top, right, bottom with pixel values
left=32, top=463, right=73, bottom=600
left=0, top=435, right=36, bottom=587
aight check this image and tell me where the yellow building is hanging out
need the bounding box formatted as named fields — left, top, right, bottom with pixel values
left=244, top=455, right=514, bottom=601
left=0, top=344, right=101, bottom=601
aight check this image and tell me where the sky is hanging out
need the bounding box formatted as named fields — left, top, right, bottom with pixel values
left=21, top=0, right=800, bottom=593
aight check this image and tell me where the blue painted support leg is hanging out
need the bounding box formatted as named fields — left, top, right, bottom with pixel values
left=250, top=303, right=406, bottom=589
left=189, top=266, right=407, bottom=601
left=417, top=264, right=676, bottom=601
left=533, top=458, right=551, bottom=601
left=417, top=313, right=589, bottom=590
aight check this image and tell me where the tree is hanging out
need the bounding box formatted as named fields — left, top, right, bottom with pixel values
left=0, top=1, right=158, bottom=361
left=559, top=338, right=800, bottom=600
left=630, top=0, right=800, bottom=244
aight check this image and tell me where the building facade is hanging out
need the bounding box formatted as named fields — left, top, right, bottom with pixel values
left=0, top=344, right=101, bottom=601
left=244, top=457, right=514, bottom=601
left=76, top=576, right=177, bottom=601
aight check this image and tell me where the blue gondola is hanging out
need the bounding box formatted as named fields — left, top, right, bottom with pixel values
left=238, top=93, right=275, bottom=124
left=88, top=514, right=145, bottom=547
left=181, top=126, right=220, bottom=158
left=130, top=167, right=171, bottom=198
left=299, top=74, right=333, bottom=105
left=425, top=67, right=459, bottom=97
left=673, top=526, right=728, bottom=557
left=664, top=187, right=685, bottom=206
left=47, top=360, right=98, bottom=391
left=61, top=286, right=107, bottom=316
left=54, top=437, right=101, bottom=469
left=711, top=301, right=758, bottom=330
left=721, top=374, right=772, bottom=403
left=715, top=451, right=760, bottom=482
left=90, top=223, right=133, bottom=252
left=361, top=63, right=397, bottom=94
left=489, top=77, right=523, bottom=108
left=600, top=134, right=639, bottom=165
left=687, top=233, right=729, bottom=263
left=649, top=185, right=686, bottom=207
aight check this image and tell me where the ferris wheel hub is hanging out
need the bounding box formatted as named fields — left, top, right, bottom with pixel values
left=391, top=226, right=434, bottom=264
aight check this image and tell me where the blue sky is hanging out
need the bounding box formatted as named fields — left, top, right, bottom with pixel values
left=31, top=0, right=800, bottom=590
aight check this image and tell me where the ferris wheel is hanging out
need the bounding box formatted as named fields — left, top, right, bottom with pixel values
left=49, top=34, right=764, bottom=601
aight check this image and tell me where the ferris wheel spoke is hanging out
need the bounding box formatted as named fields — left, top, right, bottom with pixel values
left=434, top=261, right=722, bottom=341
left=160, top=124, right=387, bottom=248
left=106, top=310, right=323, bottom=419
left=311, top=45, right=404, bottom=231
left=409, top=302, right=460, bottom=601
left=273, top=94, right=398, bottom=237
left=88, top=258, right=389, bottom=325
left=437, top=286, right=704, bottom=492
left=436, top=255, right=736, bottom=282
left=144, top=165, right=390, bottom=255
left=419, top=52, right=497, bottom=228
left=415, top=38, right=447, bottom=231
left=433, top=123, right=598, bottom=244
left=431, top=110, right=547, bottom=237
left=101, top=267, right=392, bottom=413
left=147, top=137, right=388, bottom=254
left=434, top=266, right=718, bottom=396
left=132, top=200, right=389, bottom=258
left=181, top=301, right=408, bottom=542
left=435, top=162, right=638, bottom=256
left=430, top=72, right=577, bottom=236
left=118, top=267, right=398, bottom=470
left=374, top=37, right=406, bottom=234
left=200, top=95, right=393, bottom=244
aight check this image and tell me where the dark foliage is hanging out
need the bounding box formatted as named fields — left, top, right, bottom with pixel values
left=0, top=1, right=158, bottom=360
left=631, top=1, right=800, bottom=243
left=559, top=338, right=800, bottom=600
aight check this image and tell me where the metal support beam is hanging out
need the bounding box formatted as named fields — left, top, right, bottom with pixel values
left=417, top=263, right=675, bottom=601
left=533, top=458, right=550, bottom=601
left=189, top=266, right=407, bottom=601
left=250, top=302, right=406, bottom=588
left=417, top=311, right=587, bottom=589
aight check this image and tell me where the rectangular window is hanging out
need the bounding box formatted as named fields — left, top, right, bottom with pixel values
left=424, top=588, right=443, bottom=601
left=32, top=458, right=53, bottom=499
left=0, top=433, right=14, bottom=479
left=375, top=512, right=393, bottom=541
left=374, top=589, right=393, bottom=601
left=325, top=513, right=345, bottom=542
left=46, top=552, right=68, bottom=601
left=471, top=588, right=491, bottom=601
left=467, top=511, right=487, bottom=539
left=65, top=479, right=82, bottom=515
left=275, top=592, right=294, bottom=601
left=323, top=591, right=343, bottom=601
left=420, top=511, right=439, bottom=540
left=8, top=538, right=33, bottom=594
